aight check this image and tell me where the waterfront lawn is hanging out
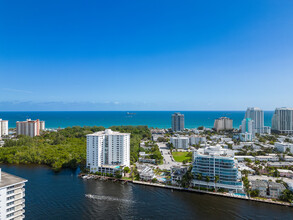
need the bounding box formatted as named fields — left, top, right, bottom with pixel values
left=172, top=152, right=192, bottom=162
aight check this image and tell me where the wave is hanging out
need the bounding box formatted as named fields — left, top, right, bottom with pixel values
left=85, top=194, right=135, bottom=203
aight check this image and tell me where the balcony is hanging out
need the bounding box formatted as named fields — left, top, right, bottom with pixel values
left=13, top=183, right=25, bottom=190
left=14, top=188, right=23, bottom=195
left=12, top=210, right=24, bottom=218
left=14, top=204, right=24, bottom=212
left=14, top=194, right=23, bottom=200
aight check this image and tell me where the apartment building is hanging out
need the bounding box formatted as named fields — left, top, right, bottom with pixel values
left=16, top=119, right=45, bottom=137
left=191, top=146, right=243, bottom=191
left=86, top=129, right=130, bottom=174
left=0, top=119, right=8, bottom=138
left=245, top=107, right=265, bottom=134
left=170, top=136, right=189, bottom=149
left=172, top=112, right=185, bottom=132
left=0, top=169, right=27, bottom=220
left=272, top=107, right=293, bottom=134
left=213, top=117, right=233, bottom=132
left=189, top=136, right=206, bottom=145
left=274, top=142, right=293, bottom=154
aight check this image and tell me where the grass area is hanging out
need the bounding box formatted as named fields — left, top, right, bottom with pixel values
left=122, top=177, right=132, bottom=181
left=172, top=151, right=192, bottom=162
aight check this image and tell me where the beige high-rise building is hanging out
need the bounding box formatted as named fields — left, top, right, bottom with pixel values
left=0, top=168, right=27, bottom=220
left=16, top=119, right=45, bottom=137
left=213, top=117, right=233, bottom=132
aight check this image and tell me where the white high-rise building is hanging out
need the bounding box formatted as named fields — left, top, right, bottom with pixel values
left=172, top=113, right=185, bottom=132
left=272, top=108, right=293, bottom=134
left=240, top=118, right=254, bottom=141
left=245, top=107, right=265, bottom=134
left=16, top=119, right=45, bottom=137
left=241, top=118, right=254, bottom=134
left=213, top=117, right=233, bottom=132
left=0, top=119, right=9, bottom=138
left=0, top=168, right=27, bottom=220
left=86, top=129, right=130, bottom=174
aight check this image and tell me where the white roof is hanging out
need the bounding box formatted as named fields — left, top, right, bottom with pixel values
left=87, top=129, right=130, bottom=136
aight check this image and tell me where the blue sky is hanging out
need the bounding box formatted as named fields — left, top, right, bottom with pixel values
left=0, top=0, right=293, bottom=111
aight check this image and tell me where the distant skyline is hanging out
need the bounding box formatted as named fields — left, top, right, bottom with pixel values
left=1, top=1, right=293, bottom=111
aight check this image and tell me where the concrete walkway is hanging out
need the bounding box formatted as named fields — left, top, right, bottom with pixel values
left=132, top=180, right=292, bottom=208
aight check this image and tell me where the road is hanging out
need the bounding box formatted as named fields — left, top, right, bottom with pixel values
left=157, top=142, right=181, bottom=170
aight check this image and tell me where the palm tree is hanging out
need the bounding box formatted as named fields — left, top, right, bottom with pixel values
left=197, top=173, right=202, bottom=190
left=214, top=175, right=219, bottom=192
left=205, top=176, right=210, bottom=191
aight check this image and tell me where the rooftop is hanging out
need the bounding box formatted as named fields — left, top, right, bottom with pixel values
left=276, top=107, right=293, bottom=111
left=87, top=129, right=130, bottom=136
left=277, top=169, right=293, bottom=173
left=0, top=170, right=27, bottom=189
left=196, top=145, right=234, bottom=157
left=251, top=180, right=267, bottom=188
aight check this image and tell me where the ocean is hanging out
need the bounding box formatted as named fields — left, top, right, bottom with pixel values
left=0, top=111, right=274, bottom=129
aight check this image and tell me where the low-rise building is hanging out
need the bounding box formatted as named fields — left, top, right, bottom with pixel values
left=267, top=162, right=293, bottom=167
left=189, top=136, right=206, bottom=145
left=235, top=156, right=255, bottom=162
left=250, top=179, right=286, bottom=199
left=251, top=180, right=267, bottom=197
left=94, top=165, right=122, bottom=176
left=170, top=136, right=189, bottom=149
left=170, top=166, right=188, bottom=185
left=268, top=182, right=286, bottom=199
left=275, top=142, right=293, bottom=154
left=264, top=126, right=271, bottom=134
left=240, top=132, right=253, bottom=142
left=277, top=169, right=293, bottom=178
left=238, top=163, right=255, bottom=173
left=138, top=158, right=156, bottom=164
left=255, top=155, right=279, bottom=162
left=284, top=156, right=293, bottom=162
left=221, top=137, right=232, bottom=143
left=138, top=166, right=155, bottom=181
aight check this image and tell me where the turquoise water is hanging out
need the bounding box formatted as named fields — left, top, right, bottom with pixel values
left=0, top=111, right=274, bottom=129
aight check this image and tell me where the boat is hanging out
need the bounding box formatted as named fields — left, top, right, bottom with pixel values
left=126, top=112, right=136, bottom=115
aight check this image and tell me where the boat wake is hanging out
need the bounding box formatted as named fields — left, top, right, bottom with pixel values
left=85, top=194, right=135, bottom=203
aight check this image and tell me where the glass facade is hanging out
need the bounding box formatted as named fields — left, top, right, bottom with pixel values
left=191, top=147, right=243, bottom=189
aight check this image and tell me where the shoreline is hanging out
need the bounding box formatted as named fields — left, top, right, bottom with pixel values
left=80, top=174, right=292, bottom=208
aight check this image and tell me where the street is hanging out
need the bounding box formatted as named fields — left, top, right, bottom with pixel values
left=157, top=142, right=181, bottom=170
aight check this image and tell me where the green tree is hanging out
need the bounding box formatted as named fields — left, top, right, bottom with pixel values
left=280, top=189, right=293, bottom=203
left=205, top=176, right=210, bottom=191
left=214, top=175, right=219, bottom=192
left=123, top=166, right=130, bottom=174
left=250, top=189, right=260, bottom=197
